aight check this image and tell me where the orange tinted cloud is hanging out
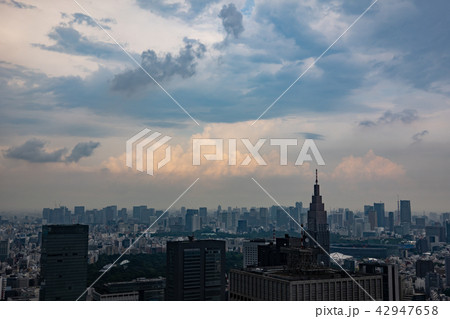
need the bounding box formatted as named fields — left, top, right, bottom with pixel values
left=332, top=150, right=405, bottom=182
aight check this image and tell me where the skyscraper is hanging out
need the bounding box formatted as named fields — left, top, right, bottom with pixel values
left=400, top=200, right=411, bottom=225
left=0, top=240, right=9, bottom=262
left=388, top=212, right=394, bottom=232
left=199, top=207, right=207, bottom=227
left=165, top=238, right=226, bottom=301
left=39, top=224, right=88, bottom=301
left=307, top=170, right=330, bottom=267
left=243, top=239, right=268, bottom=268
left=373, top=203, right=385, bottom=228
left=185, top=209, right=200, bottom=232
left=445, top=256, right=450, bottom=287
left=415, top=259, right=434, bottom=278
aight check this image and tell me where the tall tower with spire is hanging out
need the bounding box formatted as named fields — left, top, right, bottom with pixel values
left=307, top=169, right=330, bottom=267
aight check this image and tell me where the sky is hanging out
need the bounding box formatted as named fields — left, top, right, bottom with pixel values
left=1, top=0, right=450, bottom=214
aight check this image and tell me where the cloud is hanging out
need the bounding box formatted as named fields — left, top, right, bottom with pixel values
left=33, top=26, right=122, bottom=59
left=219, top=3, right=244, bottom=39
left=111, top=38, right=206, bottom=93
left=4, top=139, right=67, bottom=163
left=0, top=0, right=36, bottom=9
left=136, top=0, right=219, bottom=20
left=66, top=141, right=101, bottom=163
left=297, top=132, right=325, bottom=140
left=67, top=13, right=114, bottom=30
left=332, top=150, right=405, bottom=182
left=4, top=139, right=100, bottom=163
left=412, top=130, right=429, bottom=144
left=359, top=109, right=419, bottom=127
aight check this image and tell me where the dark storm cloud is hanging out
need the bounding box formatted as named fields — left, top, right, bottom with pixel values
left=219, top=3, right=244, bottom=39
left=4, top=139, right=100, bottom=163
left=359, top=109, right=419, bottom=127
left=4, top=139, right=67, bottom=163
left=111, top=38, right=206, bottom=93
left=66, top=141, right=100, bottom=163
left=412, top=130, right=429, bottom=143
left=0, top=0, right=36, bottom=9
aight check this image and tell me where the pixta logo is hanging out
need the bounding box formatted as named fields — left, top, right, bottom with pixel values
left=126, top=128, right=172, bottom=175
left=193, top=138, right=325, bottom=166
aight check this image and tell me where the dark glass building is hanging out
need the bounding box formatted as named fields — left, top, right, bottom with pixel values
left=400, top=200, right=411, bottom=225
left=415, top=259, right=434, bottom=278
left=373, top=203, right=385, bottom=228
left=39, top=224, right=88, bottom=301
left=165, top=238, right=226, bottom=301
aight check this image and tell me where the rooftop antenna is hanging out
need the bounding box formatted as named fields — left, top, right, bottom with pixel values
left=315, top=169, right=318, bottom=184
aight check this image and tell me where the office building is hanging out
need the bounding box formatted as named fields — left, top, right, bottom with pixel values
left=416, top=260, right=434, bottom=278
left=307, top=170, right=330, bottom=266
left=229, top=268, right=382, bottom=301
left=425, top=273, right=442, bottom=296
left=39, top=224, right=88, bottom=301
left=400, top=200, right=411, bottom=225
left=0, top=240, right=9, bottom=262
left=165, top=238, right=226, bottom=301
left=243, top=239, right=268, bottom=268
left=368, top=210, right=377, bottom=230
left=199, top=207, right=207, bottom=227
left=359, top=262, right=400, bottom=301
left=92, top=277, right=165, bottom=301
left=388, top=212, right=394, bottom=232
left=185, top=209, right=200, bottom=232
left=445, top=256, right=450, bottom=287
left=446, top=221, right=450, bottom=244
left=373, top=203, right=385, bottom=228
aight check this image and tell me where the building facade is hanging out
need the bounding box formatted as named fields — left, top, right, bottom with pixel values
left=307, top=170, right=330, bottom=266
left=229, top=268, right=383, bottom=301
left=39, top=224, right=88, bottom=301
left=165, top=239, right=226, bottom=301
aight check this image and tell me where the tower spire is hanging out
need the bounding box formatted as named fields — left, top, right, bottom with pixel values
left=315, top=169, right=318, bottom=185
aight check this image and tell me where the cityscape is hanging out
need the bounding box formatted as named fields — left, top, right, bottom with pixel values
left=1, top=171, right=450, bottom=301
left=1, top=0, right=450, bottom=313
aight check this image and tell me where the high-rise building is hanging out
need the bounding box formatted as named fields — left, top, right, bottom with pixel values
left=165, top=238, right=226, bottom=301
left=237, top=220, right=248, bottom=233
left=307, top=170, right=330, bottom=266
left=0, top=240, right=9, bottom=262
left=368, top=210, right=377, bottom=230
left=416, top=259, right=434, bottom=278
left=388, top=212, right=394, bottom=232
left=400, top=200, right=411, bottom=225
left=359, top=262, right=400, bottom=301
left=446, top=221, right=450, bottom=244
left=243, top=239, right=269, bottom=268
left=185, top=209, right=200, bottom=232
left=39, top=224, right=88, bottom=301
left=425, top=273, right=442, bottom=296
left=445, top=256, right=450, bottom=287
left=199, top=207, right=207, bottom=227
left=373, top=203, right=385, bottom=228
